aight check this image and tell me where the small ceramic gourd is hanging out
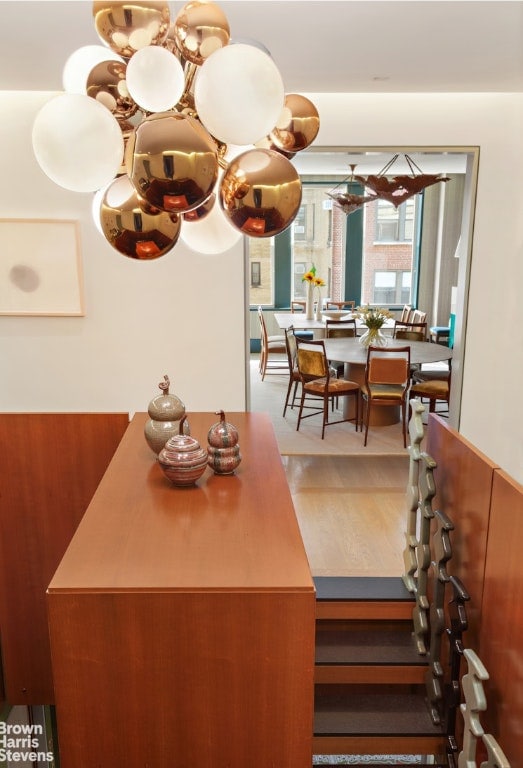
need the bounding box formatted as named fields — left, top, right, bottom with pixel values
left=158, top=416, right=208, bottom=486
left=144, top=374, right=189, bottom=455
left=207, top=410, right=241, bottom=475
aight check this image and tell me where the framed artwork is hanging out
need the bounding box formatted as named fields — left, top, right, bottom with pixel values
left=0, top=219, right=84, bottom=316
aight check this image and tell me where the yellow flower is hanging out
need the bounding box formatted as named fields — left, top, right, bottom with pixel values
left=302, top=264, right=325, bottom=287
left=302, top=270, right=316, bottom=284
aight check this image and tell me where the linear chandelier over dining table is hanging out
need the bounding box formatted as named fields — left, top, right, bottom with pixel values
left=327, top=155, right=450, bottom=215
left=31, top=1, right=320, bottom=259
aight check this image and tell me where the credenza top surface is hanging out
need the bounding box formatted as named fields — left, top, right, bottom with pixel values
left=48, top=412, right=314, bottom=594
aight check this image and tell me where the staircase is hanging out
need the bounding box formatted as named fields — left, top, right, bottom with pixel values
left=309, top=402, right=512, bottom=768
left=313, top=575, right=448, bottom=761
left=310, top=402, right=457, bottom=766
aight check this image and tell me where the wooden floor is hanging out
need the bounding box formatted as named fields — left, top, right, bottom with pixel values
left=282, top=454, right=410, bottom=577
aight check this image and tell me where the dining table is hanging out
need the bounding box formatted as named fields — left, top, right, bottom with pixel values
left=322, top=336, right=453, bottom=369
left=273, top=311, right=396, bottom=336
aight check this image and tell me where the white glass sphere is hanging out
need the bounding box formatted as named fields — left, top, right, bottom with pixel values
left=63, top=45, right=123, bottom=93
left=194, top=43, right=284, bottom=145
left=32, top=93, right=124, bottom=193
left=126, top=45, right=185, bottom=112
left=181, top=199, right=242, bottom=254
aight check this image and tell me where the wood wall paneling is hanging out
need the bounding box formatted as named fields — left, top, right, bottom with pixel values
left=426, top=414, right=499, bottom=650
left=0, top=413, right=129, bottom=704
left=479, top=469, right=523, bottom=768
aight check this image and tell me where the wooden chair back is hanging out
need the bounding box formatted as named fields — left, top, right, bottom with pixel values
left=367, top=354, right=410, bottom=387
left=296, top=339, right=329, bottom=381
left=257, top=305, right=268, bottom=344
left=393, top=320, right=427, bottom=341
left=411, top=309, right=427, bottom=324
left=291, top=300, right=306, bottom=313
left=325, top=300, right=356, bottom=311
left=325, top=318, right=357, bottom=338
left=284, top=326, right=298, bottom=370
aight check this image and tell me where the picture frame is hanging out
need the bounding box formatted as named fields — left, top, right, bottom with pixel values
left=0, top=218, right=84, bottom=316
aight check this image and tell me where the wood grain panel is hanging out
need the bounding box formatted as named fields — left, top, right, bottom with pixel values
left=426, top=414, right=499, bottom=649
left=48, top=412, right=315, bottom=768
left=48, top=591, right=315, bottom=768
left=0, top=412, right=129, bottom=704
left=478, top=469, right=523, bottom=768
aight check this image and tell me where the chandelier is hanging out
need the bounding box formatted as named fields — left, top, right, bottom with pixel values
left=328, top=154, right=450, bottom=216
left=31, top=1, right=320, bottom=259
left=326, top=165, right=377, bottom=215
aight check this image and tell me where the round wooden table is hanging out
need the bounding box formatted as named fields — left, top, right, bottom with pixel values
left=323, top=338, right=452, bottom=425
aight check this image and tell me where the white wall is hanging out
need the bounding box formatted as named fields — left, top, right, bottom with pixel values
left=1, top=91, right=522, bottom=483
left=0, top=92, right=248, bottom=417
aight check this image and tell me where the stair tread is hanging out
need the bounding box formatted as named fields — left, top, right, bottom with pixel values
left=315, top=625, right=426, bottom=666
left=314, top=576, right=414, bottom=603
left=314, top=689, right=444, bottom=737
left=313, top=764, right=447, bottom=768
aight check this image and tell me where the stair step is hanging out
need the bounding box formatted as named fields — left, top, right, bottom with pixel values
left=314, top=764, right=448, bottom=768
left=315, top=621, right=427, bottom=684
left=314, top=576, right=415, bottom=620
left=314, top=684, right=447, bottom=755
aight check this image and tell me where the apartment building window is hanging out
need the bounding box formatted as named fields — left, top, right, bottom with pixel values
left=375, top=198, right=415, bottom=242
left=251, top=261, right=261, bottom=287
left=373, top=270, right=411, bottom=304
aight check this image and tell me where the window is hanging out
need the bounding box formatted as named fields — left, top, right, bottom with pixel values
left=373, top=270, right=411, bottom=304
left=291, top=187, right=334, bottom=300
left=248, top=238, right=274, bottom=306
left=293, top=202, right=315, bottom=242
left=247, top=180, right=420, bottom=309
left=250, top=261, right=261, bottom=287
left=375, top=198, right=415, bottom=242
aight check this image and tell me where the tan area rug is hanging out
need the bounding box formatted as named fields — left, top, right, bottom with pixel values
left=249, top=358, right=409, bottom=457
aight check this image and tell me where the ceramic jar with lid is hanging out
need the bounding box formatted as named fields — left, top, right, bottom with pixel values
left=158, top=416, right=208, bottom=486
left=144, top=374, right=189, bottom=455
left=207, top=410, right=241, bottom=475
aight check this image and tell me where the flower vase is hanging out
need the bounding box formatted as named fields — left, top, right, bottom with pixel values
left=314, top=291, right=322, bottom=321
left=359, top=326, right=388, bottom=348
left=305, top=283, right=314, bottom=320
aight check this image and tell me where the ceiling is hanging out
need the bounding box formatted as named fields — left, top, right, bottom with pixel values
left=2, top=1, right=523, bottom=94
left=1, top=1, right=521, bottom=174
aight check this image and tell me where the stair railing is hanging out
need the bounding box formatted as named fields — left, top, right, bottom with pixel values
left=458, top=649, right=511, bottom=768
left=402, top=397, right=425, bottom=593
left=403, top=399, right=511, bottom=767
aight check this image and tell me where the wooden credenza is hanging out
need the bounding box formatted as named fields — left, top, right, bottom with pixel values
left=47, top=412, right=316, bottom=768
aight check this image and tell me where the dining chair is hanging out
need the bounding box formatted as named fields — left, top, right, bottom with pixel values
left=295, top=338, right=360, bottom=439
left=282, top=327, right=301, bottom=416
left=429, top=320, right=451, bottom=346
left=411, top=367, right=451, bottom=416
left=411, top=309, right=427, bottom=324
left=393, top=319, right=427, bottom=381
left=325, top=318, right=358, bottom=338
left=361, top=345, right=411, bottom=448
left=393, top=320, right=427, bottom=341
left=325, top=300, right=356, bottom=312
left=400, top=304, right=413, bottom=322
left=291, top=300, right=306, bottom=313
left=257, top=306, right=288, bottom=381
left=325, top=317, right=358, bottom=380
